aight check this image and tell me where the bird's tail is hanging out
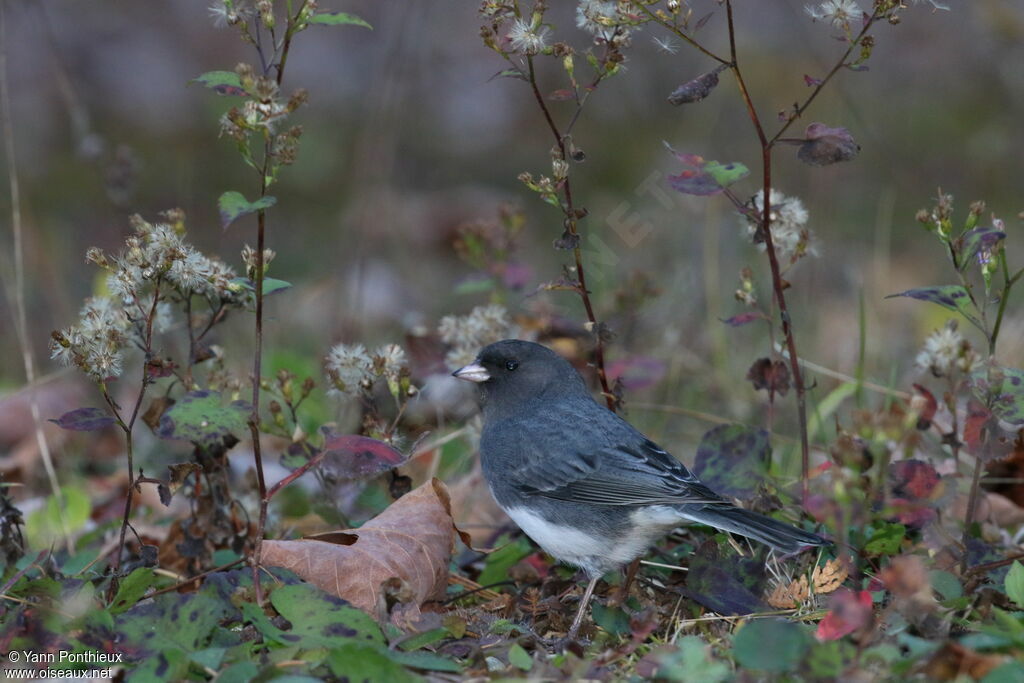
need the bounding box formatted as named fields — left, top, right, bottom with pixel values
left=679, top=504, right=828, bottom=554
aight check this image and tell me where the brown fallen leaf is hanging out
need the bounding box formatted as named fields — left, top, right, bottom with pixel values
left=260, top=478, right=459, bottom=625
left=812, top=558, right=848, bottom=595
left=767, top=574, right=809, bottom=609
left=920, top=642, right=1006, bottom=680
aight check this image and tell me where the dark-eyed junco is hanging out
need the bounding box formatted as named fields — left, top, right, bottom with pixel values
left=454, top=339, right=827, bottom=638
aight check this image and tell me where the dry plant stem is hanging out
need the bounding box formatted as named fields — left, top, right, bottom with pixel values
left=109, top=283, right=163, bottom=597
left=0, top=2, right=71, bottom=552
left=960, top=455, right=984, bottom=573
left=248, top=2, right=306, bottom=604
left=725, top=0, right=810, bottom=499
left=524, top=56, right=614, bottom=411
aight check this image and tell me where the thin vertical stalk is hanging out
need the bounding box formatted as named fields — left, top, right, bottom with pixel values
left=524, top=56, right=614, bottom=410
left=0, top=1, right=70, bottom=551
left=725, top=0, right=810, bottom=498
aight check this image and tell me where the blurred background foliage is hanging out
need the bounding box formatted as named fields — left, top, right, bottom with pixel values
left=1, top=0, right=1022, bottom=460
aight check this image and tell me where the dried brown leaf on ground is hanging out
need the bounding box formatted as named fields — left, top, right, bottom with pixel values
left=812, top=558, right=848, bottom=595
left=260, top=478, right=460, bottom=625
left=767, top=574, right=809, bottom=609
left=447, top=462, right=510, bottom=547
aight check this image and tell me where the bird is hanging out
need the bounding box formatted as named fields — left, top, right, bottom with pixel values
left=453, top=339, right=828, bottom=639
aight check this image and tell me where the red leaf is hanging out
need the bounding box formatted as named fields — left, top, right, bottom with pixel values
left=548, top=88, right=575, bottom=101
left=911, top=383, right=938, bottom=429
left=606, top=356, right=667, bottom=391
left=815, top=589, right=873, bottom=642
left=889, top=460, right=940, bottom=501
left=746, top=357, right=791, bottom=396
left=803, top=74, right=823, bottom=87
left=796, top=122, right=860, bottom=166
left=319, top=430, right=410, bottom=480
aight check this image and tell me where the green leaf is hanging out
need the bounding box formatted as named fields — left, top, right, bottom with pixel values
left=969, top=365, right=1024, bottom=426
left=666, top=148, right=750, bottom=196
left=733, top=619, right=809, bottom=673
left=592, top=603, right=632, bottom=637
left=478, top=535, right=533, bottom=586
left=270, top=583, right=384, bottom=648
left=308, top=12, right=372, bottom=29
left=116, top=589, right=237, bottom=659
left=398, top=627, right=448, bottom=651
left=1006, top=562, right=1024, bottom=607
left=704, top=159, right=750, bottom=187
left=326, top=643, right=419, bottom=682
left=218, top=191, right=277, bottom=229
left=215, top=662, right=260, bottom=683
left=647, top=636, right=730, bottom=682
left=885, top=285, right=984, bottom=332
left=110, top=568, right=158, bottom=615
left=155, top=390, right=252, bottom=447
left=929, top=570, right=963, bottom=601
left=25, top=485, right=91, bottom=547
left=228, top=276, right=292, bottom=296
left=191, top=70, right=249, bottom=96
left=957, top=226, right=1006, bottom=272
left=386, top=650, right=462, bottom=673
left=864, top=523, right=905, bottom=556
left=508, top=643, right=533, bottom=671
left=692, top=424, right=770, bottom=498
left=983, top=661, right=1024, bottom=683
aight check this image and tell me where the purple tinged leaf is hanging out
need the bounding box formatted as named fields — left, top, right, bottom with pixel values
left=803, top=74, right=822, bottom=87
left=50, top=407, right=117, bottom=432
left=796, top=123, right=860, bottom=166
left=969, top=364, right=1024, bottom=427
left=956, top=226, right=1006, bottom=272
left=667, top=68, right=722, bottom=106
left=693, top=424, right=770, bottom=498
left=606, top=356, right=667, bottom=392
left=885, top=285, right=984, bottom=332
left=191, top=71, right=250, bottom=97
left=318, top=429, right=410, bottom=480
left=694, top=11, right=715, bottom=31
left=683, top=541, right=769, bottom=616
left=721, top=311, right=768, bottom=327
left=156, top=390, right=252, bottom=446
left=665, top=146, right=750, bottom=196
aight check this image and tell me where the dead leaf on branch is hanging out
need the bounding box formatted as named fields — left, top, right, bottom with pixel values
left=260, top=478, right=464, bottom=625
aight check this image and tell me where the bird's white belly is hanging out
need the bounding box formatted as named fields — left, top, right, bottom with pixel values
left=503, top=505, right=683, bottom=574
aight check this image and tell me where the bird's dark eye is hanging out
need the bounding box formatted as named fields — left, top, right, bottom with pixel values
left=505, top=360, right=519, bottom=371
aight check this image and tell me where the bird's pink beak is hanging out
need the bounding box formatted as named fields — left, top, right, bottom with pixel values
left=452, top=362, right=490, bottom=383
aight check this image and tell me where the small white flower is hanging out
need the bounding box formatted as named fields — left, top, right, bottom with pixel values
left=374, top=344, right=407, bottom=379
left=741, top=190, right=818, bottom=262
left=439, top=304, right=512, bottom=369
left=325, top=343, right=374, bottom=398
left=507, top=18, right=550, bottom=55
left=805, top=0, right=861, bottom=30
left=915, top=321, right=980, bottom=377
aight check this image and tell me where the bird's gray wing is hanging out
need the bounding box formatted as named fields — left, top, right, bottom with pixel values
left=517, top=437, right=726, bottom=506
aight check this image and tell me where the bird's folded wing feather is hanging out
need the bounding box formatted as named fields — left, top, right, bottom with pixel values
left=512, top=430, right=726, bottom=507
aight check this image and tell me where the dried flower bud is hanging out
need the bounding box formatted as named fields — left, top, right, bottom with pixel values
left=85, top=247, right=109, bottom=269
left=552, top=158, right=569, bottom=181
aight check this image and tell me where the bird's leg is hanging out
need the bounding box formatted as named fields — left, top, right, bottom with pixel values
left=567, top=576, right=600, bottom=640
left=620, top=558, right=641, bottom=603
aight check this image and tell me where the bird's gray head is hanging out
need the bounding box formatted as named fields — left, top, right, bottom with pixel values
left=452, top=339, right=588, bottom=416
